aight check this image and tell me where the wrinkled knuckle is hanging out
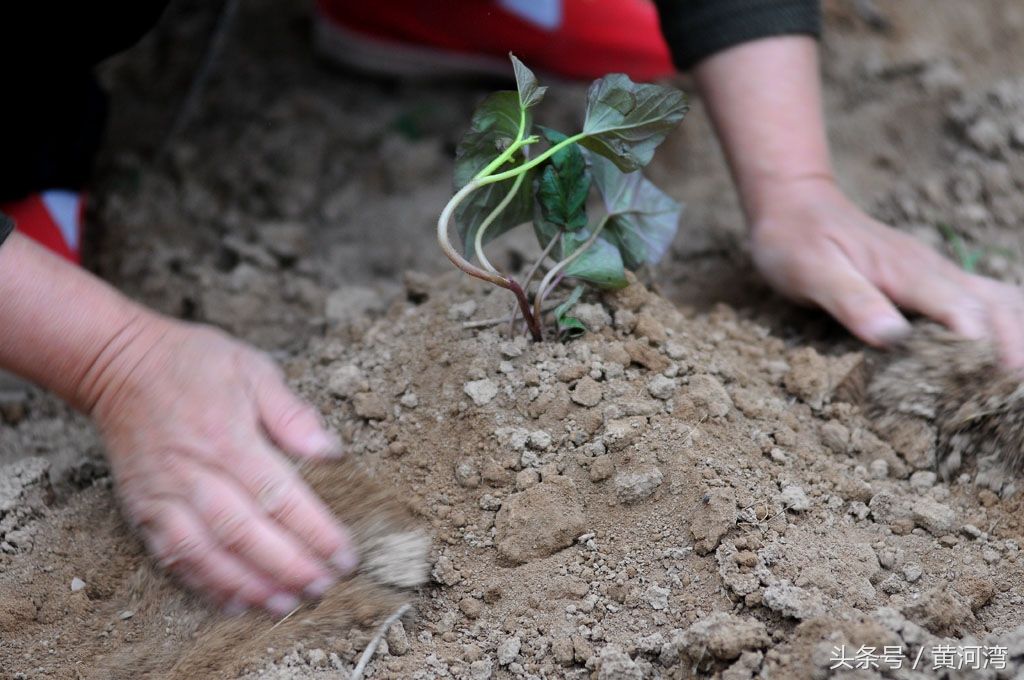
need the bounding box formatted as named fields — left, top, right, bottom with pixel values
left=269, top=491, right=300, bottom=525
left=209, top=509, right=253, bottom=553
left=277, top=400, right=317, bottom=433
left=254, top=475, right=294, bottom=518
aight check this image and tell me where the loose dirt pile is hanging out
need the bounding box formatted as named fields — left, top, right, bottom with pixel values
left=5, top=1, right=1024, bottom=679
left=7, top=269, right=1024, bottom=679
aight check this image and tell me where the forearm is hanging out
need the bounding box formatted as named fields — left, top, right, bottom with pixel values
left=0, top=232, right=156, bottom=413
left=692, top=35, right=834, bottom=223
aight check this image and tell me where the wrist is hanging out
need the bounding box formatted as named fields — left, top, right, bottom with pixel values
left=742, top=170, right=842, bottom=228
left=73, top=307, right=172, bottom=419
left=0, top=232, right=174, bottom=416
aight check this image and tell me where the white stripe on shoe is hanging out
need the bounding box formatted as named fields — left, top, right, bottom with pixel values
left=39, top=190, right=81, bottom=252
left=497, top=0, right=563, bottom=30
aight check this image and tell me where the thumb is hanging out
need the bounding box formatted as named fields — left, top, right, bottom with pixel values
left=805, top=255, right=912, bottom=347
left=254, top=365, right=342, bottom=459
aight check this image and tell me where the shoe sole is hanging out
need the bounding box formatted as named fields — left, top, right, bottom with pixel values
left=313, top=12, right=511, bottom=79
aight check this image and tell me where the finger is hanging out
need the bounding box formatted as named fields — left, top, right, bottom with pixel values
left=252, top=361, right=341, bottom=460
left=230, top=439, right=358, bottom=574
left=989, top=305, right=1024, bottom=372
left=875, top=245, right=988, bottom=340
left=191, top=472, right=338, bottom=595
left=803, top=252, right=912, bottom=347
left=136, top=498, right=283, bottom=613
left=978, top=284, right=1024, bottom=372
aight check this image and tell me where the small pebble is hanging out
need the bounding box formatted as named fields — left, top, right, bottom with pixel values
left=647, top=375, right=676, bottom=400
left=869, top=459, right=889, bottom=479
left=781, top=485, right=811, bottom=512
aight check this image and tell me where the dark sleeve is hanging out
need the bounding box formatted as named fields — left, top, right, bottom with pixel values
left=654, top=0, right=821, bottom=70
left=0, top=1, right=168, bottom=202
left=0, top=212, right=14, bottom=250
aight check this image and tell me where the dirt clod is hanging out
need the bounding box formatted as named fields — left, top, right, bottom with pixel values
left=494, top=477, right=586, bottom=564
left=614, top=467, right=664, bottom=504
left=570, top=376, right=603, bottom=407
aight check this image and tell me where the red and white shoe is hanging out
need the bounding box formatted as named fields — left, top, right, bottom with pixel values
left=0, top=190, right=85, bottom=264
left=313, top=0, right=674, bottom=81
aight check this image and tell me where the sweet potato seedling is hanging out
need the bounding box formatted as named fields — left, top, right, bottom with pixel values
left=437, top=54, right=688, bottom=340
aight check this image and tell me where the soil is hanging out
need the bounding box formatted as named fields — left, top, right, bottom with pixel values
left=4, top=1, right=1024, bottom=678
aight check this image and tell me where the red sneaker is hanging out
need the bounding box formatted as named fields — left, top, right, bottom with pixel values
left=314, top=0, right=674, bottom=81
left=0, top=190, right=84, bottom=264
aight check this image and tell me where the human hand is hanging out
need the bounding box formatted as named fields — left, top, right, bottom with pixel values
left=85, top=314, right=357, bottom=616
left=749, top=176, right=1024, bottom=369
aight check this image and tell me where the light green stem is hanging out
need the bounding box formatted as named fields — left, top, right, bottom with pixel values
left=437, top=180, right=504, bottom=286
left=474, top=107, right=536, bottom=179
left=533, top=214, right=611, bottom=324
left=474, top=172, right=526, bottom=275
left=479, top=132, right=587, bottom=185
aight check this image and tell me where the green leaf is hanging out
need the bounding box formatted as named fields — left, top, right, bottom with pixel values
left=532, top=200, right=561, bottom=254
left=554, top=285, right=587, bottom=339
left=455, top=170, right=536, bottom=256
left=453, top=91, right=533, bottom=255
left=588, top=151, right=682, bottom=269
left=580, top=74, right=687, bottom=172
left=454, top=91, right=524, bottom=189
left=558, top=315, right=587, bottom=339
left=536, top=129, right=590, bottom=231
left=562, top=230, right=628, bottom=289
left=510, top=53, right=547, bottom=110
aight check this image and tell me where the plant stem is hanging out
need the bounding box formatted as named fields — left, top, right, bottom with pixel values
left=474, top=133, right=538, bottom=180
left=509, top=229, right=563, bottom=337
left=533, top=215, right=611, bottom=323
left=479, top=132, right=587, bottom=186
left=522, top=230, right=564, bottom=293
left=437, top=181, right=506, bottom=286
left=474, top=107, right=527, bottom=180
left=437, top=180, right=542, bottom=340
left=474, top=172, right=526, bottom=275
left=473, top=103, right=538, bottom=180
left=508, top=279, right=542, bottom=340
left=463, top=298, right=564, bottom=329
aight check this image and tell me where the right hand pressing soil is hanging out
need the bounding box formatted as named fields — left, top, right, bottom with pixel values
left=86, top=314, right=358, bottom=616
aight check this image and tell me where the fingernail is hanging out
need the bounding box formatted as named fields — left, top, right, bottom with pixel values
left=223, top=597, right=249, bottom=617
left=265, top=592, right=300, bottom=617
left=331, top=548, right=359, bottom=575
left=305, top=429, right=343, bottom=458
left=864, top=315, right=911, bottom=345
left=304, top=575, right=335, bottom=599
